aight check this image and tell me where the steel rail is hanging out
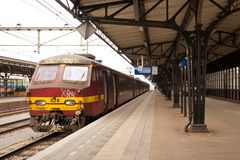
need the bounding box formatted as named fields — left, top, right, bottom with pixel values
left=0, top=108, right=28, bottom=118
left=0, top=132, right=66, bottom=159
left=0, top=118, right=30, bottom=135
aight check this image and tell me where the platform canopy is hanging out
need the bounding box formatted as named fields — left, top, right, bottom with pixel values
left=0, top=56, right=37, bottom=77
left=56, top=0, right=240, bottom=67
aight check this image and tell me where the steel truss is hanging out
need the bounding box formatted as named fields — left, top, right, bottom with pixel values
left=56, top=0, right=240, bottom=132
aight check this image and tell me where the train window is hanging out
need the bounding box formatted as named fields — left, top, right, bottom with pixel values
left=96, top=69, right=99, bottom=81
left=98, top=69, right=102, bottom=79
left=63, top=66, right=88, bottom=81
left=35, top=66, right=58, bottom=81
left=92, top=68, right=100, bottom=81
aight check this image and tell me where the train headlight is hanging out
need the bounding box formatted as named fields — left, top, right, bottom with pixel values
left=35, top=100, right=46, bottom=106
left=64, top=100, right=76, bottom=106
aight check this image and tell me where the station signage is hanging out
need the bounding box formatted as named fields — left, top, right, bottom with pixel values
left=134, top=66, right=151, bottom=75
left=179, top=58, right=187, bottom=68
left=152, top=66, right=158, bottom=75
left=134, top=66, right=158, bottom=75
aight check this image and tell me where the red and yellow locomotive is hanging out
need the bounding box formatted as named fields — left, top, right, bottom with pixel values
left=27, top=54, right=149, bottom=132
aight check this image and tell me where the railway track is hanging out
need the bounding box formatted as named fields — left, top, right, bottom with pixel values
left=0, top=118, right=30, bottom=135
left=0, top=108, right=28, bottom=118
left=0, top=132, right=69, bottom=159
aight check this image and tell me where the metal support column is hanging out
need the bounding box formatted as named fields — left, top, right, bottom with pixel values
left=237, top=67, right=239, bottom=100
left=166, top=69, right=172, bottom=100
left=183, top=66, right=187, bottom=117
left=224, top=70, right=227, bottom=98
left=234, top=67, right=236, bottom=100
left=180, top=68, right=184, bottom=113
left=166, top=81, right=172, bottom=100
left=221, top=70, right=223, bottom=97
left=228, top=68, right=230, bottom=98
left=189, top=26, right=208, bottom=133
left=37, top=30, right=41, bottom=54
left=238, top=67, right=240, bottom=100
left=172, top=61, right=180, bottom=108
left=4, top=72, right=8, bottom=97
left=232, top=68, right=234, bottom=100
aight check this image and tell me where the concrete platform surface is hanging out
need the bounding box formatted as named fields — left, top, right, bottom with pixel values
left=0, top=97, right=26, bottom=103
left=30, top=91, right=240, bottom=160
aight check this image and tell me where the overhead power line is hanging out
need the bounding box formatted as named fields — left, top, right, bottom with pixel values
left=0, top=30, right=36, bottom=44
left=42, top=0, right=78, bottom=26
left=34, top=0, right=77, bottom=27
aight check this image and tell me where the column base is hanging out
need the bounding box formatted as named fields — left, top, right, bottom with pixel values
left=189, top=124, right=209, bottom=133
left=172, top=103, right=180, bottom=108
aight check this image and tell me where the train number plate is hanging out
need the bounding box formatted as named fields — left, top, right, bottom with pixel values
left=50, top=97, right=60, bottom=103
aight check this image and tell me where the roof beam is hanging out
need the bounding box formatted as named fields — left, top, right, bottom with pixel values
left=138, top=0, right=152, bottom=63
left=172, top=1, right=193, bottom=59
left=205, top=0, right=240, bottom=34
left=202, top=0, right=240, bottom=61
left=109, top=2, right=133, bottom=18
left=121, top=40, right=174, bottom=51
left=77, top=17, right=179, bottom=30
left=207, top=52, right=225, bottom=61
left=55, top=0, right=133, bottom=65
left=208, top=0, right=226, bottom=11
left=77, top=0, right=131, bottom=11
left=208, top=28, right=240, bottom=52
left=123, top=46, right=145, bottom=55
left=140, top=0, right=164, bottom=19
left=57, top=0, right=193, bottom=65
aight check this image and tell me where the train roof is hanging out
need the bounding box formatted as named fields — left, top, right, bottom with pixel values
left=38, top=54, right=148, bottom=84
left=39, top=54, right=95, bottom=65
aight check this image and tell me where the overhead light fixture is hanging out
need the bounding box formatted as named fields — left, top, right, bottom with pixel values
left=16, top=23, right=21, bottom=30
left=77, top=21, right=96, bottom=40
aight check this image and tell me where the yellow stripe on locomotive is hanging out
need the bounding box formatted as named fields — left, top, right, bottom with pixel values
left=27, top=94, right=104, bottom=111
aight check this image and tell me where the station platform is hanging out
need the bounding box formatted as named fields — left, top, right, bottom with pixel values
left=0, top=97, right=26, bottom=103
left=30, top=91, right=240, bottom=160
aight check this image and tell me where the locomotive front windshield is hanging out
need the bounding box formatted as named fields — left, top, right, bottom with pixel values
left=35, top=66, right=58, bottom=81
left=63, top=66, right=88, bottom=81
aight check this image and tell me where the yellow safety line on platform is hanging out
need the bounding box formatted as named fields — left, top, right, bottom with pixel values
left=93, top=92, right=152, bottom=160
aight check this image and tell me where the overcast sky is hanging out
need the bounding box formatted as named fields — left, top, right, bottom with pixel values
left=0, top=0, right=153, bottom=87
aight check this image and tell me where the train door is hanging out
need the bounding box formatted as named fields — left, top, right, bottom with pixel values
left=113, top=74, right=117, bottom=107
left=103, top=71, right=108, bottom=110
left=91, top=67, right=99, bottom=93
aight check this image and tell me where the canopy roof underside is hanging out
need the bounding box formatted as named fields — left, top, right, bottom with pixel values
left=56, top=0, right=240, bottom=66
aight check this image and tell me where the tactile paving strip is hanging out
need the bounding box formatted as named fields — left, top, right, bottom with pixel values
left=93, top=92, right=152, bottom=160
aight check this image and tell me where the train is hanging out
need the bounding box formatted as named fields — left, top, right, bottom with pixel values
left=0, top=78, right=28, bottom=96
left=27, top=54, right=149, bottom=132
